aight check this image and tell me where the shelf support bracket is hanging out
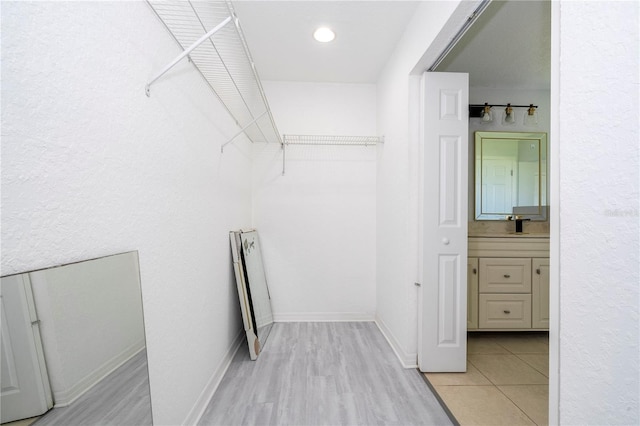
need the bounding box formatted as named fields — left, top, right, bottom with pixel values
left=145, top=15, right=233, bottom=97
left=282, top=141, right=286, bottom=176
left=220, top=111, right=269, bottom=153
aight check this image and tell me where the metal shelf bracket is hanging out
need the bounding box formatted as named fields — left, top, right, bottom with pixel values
left=146, top=1, right=282, bottom=152
left=145, top=16, right=232, bottom=97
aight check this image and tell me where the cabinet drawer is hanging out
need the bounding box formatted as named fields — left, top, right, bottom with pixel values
left=479, top=258, right=531, bottom=293
left=479, top=294, right=532, bottom=329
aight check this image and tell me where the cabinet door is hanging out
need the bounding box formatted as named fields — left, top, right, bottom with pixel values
left=532, top=258, right=550, bottom=329
left=479, top=258, right=532, bottom=293
left=468, top=258, right=478, bottom=330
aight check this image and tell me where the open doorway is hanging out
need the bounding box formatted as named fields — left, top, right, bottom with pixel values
left=418, top=1, right=553, bottom=424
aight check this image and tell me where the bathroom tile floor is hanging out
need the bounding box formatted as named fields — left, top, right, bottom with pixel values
left=425, top=332, right=549, bottom=426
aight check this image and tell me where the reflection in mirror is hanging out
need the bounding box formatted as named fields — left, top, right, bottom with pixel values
left=230, top=230, right=274, bottom=360
left=475, top=131, right=548, bottom=220
left=0, top=252, right=152, bottom=425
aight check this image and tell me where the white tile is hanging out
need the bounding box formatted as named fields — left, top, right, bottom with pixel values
left=469, top=354, right=548, bottom=385
left=425, top=362, right=492, bottom=386
left=499, top=385, right=549, bottom=425
left=435, top=385, right=535, bottom=425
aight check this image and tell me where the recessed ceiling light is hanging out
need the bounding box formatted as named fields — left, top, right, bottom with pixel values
left=313, top=27, right=335, bottom=43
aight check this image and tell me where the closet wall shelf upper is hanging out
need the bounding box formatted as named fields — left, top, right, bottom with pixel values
left=281, top=134, right=384, bottom=175
left=146, top=0, right=282, bottom=151
left=283, top=135, right=384, bottom=147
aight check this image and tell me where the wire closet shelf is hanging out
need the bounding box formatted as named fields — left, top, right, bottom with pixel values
left=283, top=135, right=383, bottom=147
left=146, top=0, right=282, bottom=150
left=280, top=134, right=383, bottom=175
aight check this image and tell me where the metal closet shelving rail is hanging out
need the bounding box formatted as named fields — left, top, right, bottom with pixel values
left=145, top=0, right=282, bottom=151
left=281, top=135, right=383, bottom=175
left=145, top=1, right=384, bottom=176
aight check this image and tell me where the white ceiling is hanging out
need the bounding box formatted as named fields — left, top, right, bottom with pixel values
left=232, top=1, right=421, bottom=83
left=232, top=0, right=551, bottom=88
left=436, top=0, right=551, bottom=89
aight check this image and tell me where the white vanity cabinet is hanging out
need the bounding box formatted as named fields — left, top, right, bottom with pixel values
left=468, top=236, right=550, bottom=331
left=532, top=258, right=550, bottom=328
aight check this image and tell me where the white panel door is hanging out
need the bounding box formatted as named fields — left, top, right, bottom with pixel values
left=482, top=158, right=514, bottom=213
left=419, top=72, right=468, bottom=372
left=1, top=274, right=52, bottom=423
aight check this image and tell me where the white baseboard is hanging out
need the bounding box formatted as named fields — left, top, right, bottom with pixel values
left=374, top=316, right=418, bottom=369
left=184, top=330, right=245, bottom=426
left=53, top=340, right=146, bottom=407
left=273, top=312, right=375, bottom=322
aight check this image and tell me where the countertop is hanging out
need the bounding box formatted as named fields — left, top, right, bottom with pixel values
left=468, top=233, right=550, bottom=238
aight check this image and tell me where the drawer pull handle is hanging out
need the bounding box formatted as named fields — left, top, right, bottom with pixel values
left=503, top=274, right=511, bottom=278
left=536, top=268, right=541, bottom=275
left=503, top=310, right=511, bottom=314
left=473, top=268, right=477, bottom=274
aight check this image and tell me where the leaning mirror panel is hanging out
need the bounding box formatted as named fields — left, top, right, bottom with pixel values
left=230, top=229, right=274, bottom=360
left=0, top=252, right=152, bottom=425
left=475, top=131, right=548, bottom=220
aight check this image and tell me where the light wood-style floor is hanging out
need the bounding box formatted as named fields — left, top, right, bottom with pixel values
left=199, top=322, right=453, bottom=426
left=425, top=332, right=549, bottom=426
left=33, top=349, right=152, bottom=426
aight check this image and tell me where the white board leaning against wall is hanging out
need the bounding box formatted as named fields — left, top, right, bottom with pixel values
left=230, top=230, right=274, bottom=360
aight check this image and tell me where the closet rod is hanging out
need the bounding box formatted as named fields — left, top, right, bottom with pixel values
left=145, top=15, right=233, bottom=97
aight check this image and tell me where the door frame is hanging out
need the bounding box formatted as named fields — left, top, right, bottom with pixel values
left=547, top=1, right=560, bottom=423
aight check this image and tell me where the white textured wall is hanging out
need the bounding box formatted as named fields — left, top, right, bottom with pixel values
left=557, top=1, right=639, bottom=423
left=253, top=81, right=377, bottom=320
left=376, top=0, right=461, bottom=366
left=1, top=2, right=251, bottom=424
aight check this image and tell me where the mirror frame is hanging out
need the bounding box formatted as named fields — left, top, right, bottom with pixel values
left=475, top=131, right=548, bottom=221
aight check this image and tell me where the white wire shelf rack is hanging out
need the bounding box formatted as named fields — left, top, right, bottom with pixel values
left=281, top=134, right=384, bottom=175
left=146, top=0, right=282, bottom=151
left=283, top=135, right=383, bottom=147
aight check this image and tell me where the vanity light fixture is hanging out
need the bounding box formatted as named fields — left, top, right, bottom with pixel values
left=481, top=102, right=493, bottom=123
left=313, top=27, right=335, bottom=43
left=469, top=103, right=539, bottom=127
left=503, top=103, right=516, bottom=125
left=524, top=104, right=539, bottom=126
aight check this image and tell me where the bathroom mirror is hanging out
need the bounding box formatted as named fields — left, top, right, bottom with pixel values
left=475, top=131, right=548, bottom=220
left=230, top=230, right=274, bottom=360
left=0, top=252, right=152, bottom=425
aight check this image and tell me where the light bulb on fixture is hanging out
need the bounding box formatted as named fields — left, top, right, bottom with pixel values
left=313, top=27, right=335, bottom=43
left=503, top=103, right=516, bottom=125
left=481, top=103, right=493, bottom=123
left=524, top=104, right=538, bottom=126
